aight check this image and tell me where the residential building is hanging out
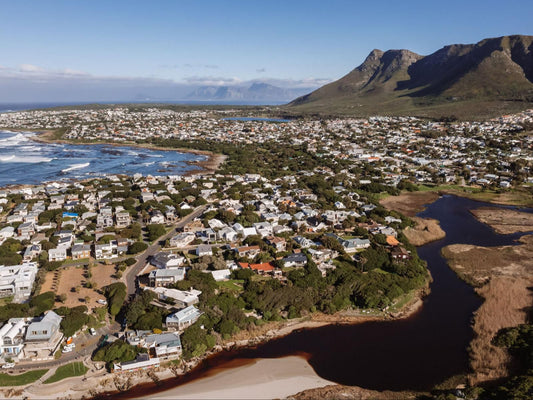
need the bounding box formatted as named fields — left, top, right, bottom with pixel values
left=115, top=211, right=131, bottom=228
left=169, top=232, right=196, bottom=247
left=150, top=252, right=185, bottom=269
left=49, top=247, right=67, bottom=262
left=148, top=268, right=186, bottom=287
left=0, top=318, right=27, bottom=360
left=114, top=353, right=160, bottom=372
left=166, top=306, right=203, bottom=331
left=195, top=244, right=212, bottom=257
left=147, top=287, right=202, bottom=308
left=23, top=311, right=63, bottom=360
left=71, top=244, right=91, bottom=260
left=0, top=263, right=38, bottom=301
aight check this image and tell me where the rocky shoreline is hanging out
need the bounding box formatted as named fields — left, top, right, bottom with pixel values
left=30, top=129, right=227, bottom=178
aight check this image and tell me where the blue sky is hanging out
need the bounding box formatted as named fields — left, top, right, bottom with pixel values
left=0, top=0, right=531, bottom=101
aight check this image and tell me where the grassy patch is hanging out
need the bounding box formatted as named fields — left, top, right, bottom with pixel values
left=217, top=279, right=244, bottom=292
left=0, top=296, right=14, bottom=306
left=44, top=362, right=88, bottom=384
left=388, top=290, right=416, bottom=312
left=61, top=258, right=90, bottom=266
left=0, top=369, right=48, bottom=386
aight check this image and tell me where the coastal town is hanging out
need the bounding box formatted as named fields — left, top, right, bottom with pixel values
left=0, top=106, right=532, bottom=398
left=1, top=107, right=533, bottom=189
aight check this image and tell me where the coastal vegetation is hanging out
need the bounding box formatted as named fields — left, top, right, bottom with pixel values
left=103, top=282, right=127, bottom=316
left=93, top=340, right=144, bottom=368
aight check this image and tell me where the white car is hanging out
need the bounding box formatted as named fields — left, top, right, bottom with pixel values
left=90, top=328, right=97, bottom=336
left=62, top=347, right=72, bottom=353
left=97, top=299, right=107, bottom=305
left=1, top=363, right=14, bottom=369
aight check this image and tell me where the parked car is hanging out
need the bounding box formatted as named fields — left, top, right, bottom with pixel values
left=1, top=363, right=15, bottom=369
left=62, top=347, right=72, bottom=353
left=90, top=328, right=97, bottom=336
left=97, top=299, right=107, bottom=305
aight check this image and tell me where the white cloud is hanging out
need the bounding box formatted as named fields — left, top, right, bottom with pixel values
left=183, top=76, right=243, bottom=86
left=19, top=64, right=43, bottom=73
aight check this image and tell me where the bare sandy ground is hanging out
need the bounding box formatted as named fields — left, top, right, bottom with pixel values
left=150, top=356, right=333, bottom=400
left=40, top=263, right=113, bottom=309
left=470, top=206, right=533, bottom=234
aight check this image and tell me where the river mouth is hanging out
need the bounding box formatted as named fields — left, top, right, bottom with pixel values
left=102, top=195, right=533, bottom=398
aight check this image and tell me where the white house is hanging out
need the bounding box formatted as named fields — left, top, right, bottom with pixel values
left=150, top=252, right=185, bottom=269
left=195, top=244, right=212, bottom=257
left=48, top=248, right=67, bottom=262
left=0, top=263, right=38, bottom=302
left=166, top=306, right=203, bottom=331
left=147, top=287, right=202, bottom=308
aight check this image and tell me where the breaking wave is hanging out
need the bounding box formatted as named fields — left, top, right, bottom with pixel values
left=61, top=162, right=90, bottom=173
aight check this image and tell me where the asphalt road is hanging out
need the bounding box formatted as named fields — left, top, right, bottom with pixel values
left=124, top=205, right=207, bottom=295
left=8, top=206, right=206, bottom=372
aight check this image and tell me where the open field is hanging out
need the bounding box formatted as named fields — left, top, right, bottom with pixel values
left=44, top=362, right=88, bottom=384
left=441, top=235, right=533, bottom=385
left=40, top=263, right=115, bottom=308
left=380, top=191, right=440, bottom=217
left=470, top=207, right=533, bottom=234
left=0, top=369, right=48, bottom=386
left=439, top=187, right=533, bottom=207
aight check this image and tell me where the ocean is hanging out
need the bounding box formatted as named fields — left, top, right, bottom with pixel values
left=0, top=131, right=204, bottom=187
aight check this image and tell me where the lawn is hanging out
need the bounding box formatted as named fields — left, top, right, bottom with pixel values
left=0, top=369, right=48, bottom=386
left=44, top=362, right=88, bottom=384
left=217, top=279, right=244, bottom=292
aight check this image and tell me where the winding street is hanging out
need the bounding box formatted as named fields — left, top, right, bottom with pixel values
left=124, top=204, right=207, bottom=295
left=9, top=205, right=206, bottom=372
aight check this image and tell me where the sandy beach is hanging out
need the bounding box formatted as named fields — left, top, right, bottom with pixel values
left=150, top=356, right=334, bottom=400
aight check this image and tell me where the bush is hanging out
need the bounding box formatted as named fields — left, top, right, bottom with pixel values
left=56, top=306, right=89, bottom=337
left=128, top=241, right=148, bottom=254
left=147, top=224, right=166, bottom=242
left=103, top=283, right=127, bottom=316
left=124, top=258, right=137, bottom=266
left=93, top=340, right=140, bottom=367
left=30, top=291, right=56, bottom=315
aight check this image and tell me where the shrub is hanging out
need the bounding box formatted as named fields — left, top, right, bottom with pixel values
left=103, top=282, right=127, bottom=316
left=128, top=242, right=148, bottom=254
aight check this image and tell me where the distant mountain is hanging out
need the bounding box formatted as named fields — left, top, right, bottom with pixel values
left=289, top=35, right=533, bottom=118
left=187, top=83, right=312, bottom=102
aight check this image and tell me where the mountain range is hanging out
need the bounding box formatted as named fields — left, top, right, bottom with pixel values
left=289, top=35, right=533, bottom=118
left=187, top=83, right=313, bottom=102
